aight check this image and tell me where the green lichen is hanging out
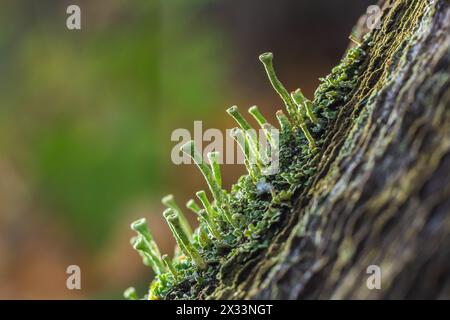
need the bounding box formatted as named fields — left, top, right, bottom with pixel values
left=126, top=36, right=370, bottom=300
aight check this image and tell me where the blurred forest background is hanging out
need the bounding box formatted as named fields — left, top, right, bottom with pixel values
left=0, top=0, right=372, bottom=299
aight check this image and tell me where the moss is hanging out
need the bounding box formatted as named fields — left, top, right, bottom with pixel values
left=127, top=34, right=372, bottom=300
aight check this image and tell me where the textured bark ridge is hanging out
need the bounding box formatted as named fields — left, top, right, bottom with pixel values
left=210, top=0, right=450, bottom=299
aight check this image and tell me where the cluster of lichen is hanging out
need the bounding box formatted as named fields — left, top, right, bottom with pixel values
left=125, top=41, right=368, bottom=300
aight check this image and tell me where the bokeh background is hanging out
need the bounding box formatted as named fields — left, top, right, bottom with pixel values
left=0, top=0, right=372, bottom=299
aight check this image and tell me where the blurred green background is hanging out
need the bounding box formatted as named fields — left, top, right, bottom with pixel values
left=0, top=0, right=372, bottom=298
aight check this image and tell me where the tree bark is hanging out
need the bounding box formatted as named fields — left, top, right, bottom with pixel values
left=212, top=0, right=450, bottom=299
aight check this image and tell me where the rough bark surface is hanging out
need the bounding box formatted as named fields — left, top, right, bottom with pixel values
left=212, top=0, right=450, bottom=299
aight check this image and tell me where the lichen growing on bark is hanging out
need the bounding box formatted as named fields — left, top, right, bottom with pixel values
left=126, top=37, right=370, bottom=300
left=127, top=0, right=450, bottom=300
